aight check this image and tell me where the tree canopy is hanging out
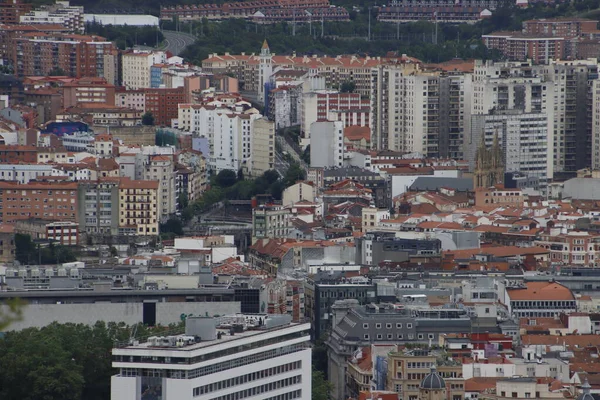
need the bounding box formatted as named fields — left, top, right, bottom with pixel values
left=15, top=234, right=76, bottom=265
left=0, top=321, right=182, bottom=400
left=142, top=112, right=155, bottom=126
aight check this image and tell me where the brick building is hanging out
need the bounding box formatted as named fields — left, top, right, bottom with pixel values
left=11, top=33, right=115, bottom=78
left=62, top=77, right=116, bottom=108
left=0, top=0, right=31, bottom=25
left=0, top=181, right=78, bottom=224
left=0, top=23, right=67, bottom=64
left=522, top=17, right=597, bottom=37
left=144, top=87, right=185, bottom=127
left=0, top=145, right=38, bottom=163
left=483, top=32, right=566, bottom=63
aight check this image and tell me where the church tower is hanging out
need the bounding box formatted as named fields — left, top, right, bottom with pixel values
left=258, top=39, right=273, bottom=106
left=473, top=131, right=505, bottom=189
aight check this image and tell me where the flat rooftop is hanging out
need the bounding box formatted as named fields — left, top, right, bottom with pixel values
left=116, top=322, right=310, bottom=353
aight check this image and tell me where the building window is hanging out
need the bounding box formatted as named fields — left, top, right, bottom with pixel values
left=364, top=334, right=369, bottom=340
left=396, top=323, right=402, bottom=329
left=376, top=323, right=382, bottom=329
left=363, top=323, right=369, bottom=329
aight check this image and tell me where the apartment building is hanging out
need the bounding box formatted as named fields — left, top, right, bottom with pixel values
left=253, top=6, right=349, bottom=23
left=115, top=89, right=145, bottom=112
left=328, top=301, right=473, bottom=400
left=0, top=180, right=77, bottom=224
left=160, top=0, right=331, bottom=20
left=370, top=64, right=466, bottom=157
left=378, top=6, right=490, bottom=23
left=467, top=60, right=554, bottom=180
left=19, top=1, right=84, bottom=33
left=386, top=350, right=463, bottom=400
left=522, top=17, right=597, bottom=37
left=302, top=91, right=370, bottom=140
left=471, top=112, right=549, bottom=191
left=310, top=120, right=344, bottom=168
left=0, top=0, right=32, bottom=24
left=179, top=103, right=266, bottom=173
left=62, top=78, right=116, bottom=108
left=202, top=50, right=420, bottom=98
left=480, top=377, right=564, bottom=400
left=269, top=85, right=302, bottom=130
left=56, top=106, right=142, bottom=127
left=0, top=23, right=67, bottom=64
left=547, top=59, right=598, bottom=177
left=142, top=155, right=176, bottom=219
left=77, top=178, right=120, bottom=236
left=121, top=51, right=167, bottom=90
left=144, top=87, right=185, bottom=127
left=252, top=204, right=292, bottom=240
left=118, top=178, right=159, bottom=236
left=0, top=163, right=53, bottom=183
left=483, top=32, right=566, bottom=64
left=250, top=117, right=275, bottom=177
left=15, top=219, right=79, bottom=245
left=111, top=317, right=312, bottom=400
left=590, top=79, right=600, bottom=170
left=12, top=33, right=115, bottom=78
left=535, top=231, right=600, bottom=267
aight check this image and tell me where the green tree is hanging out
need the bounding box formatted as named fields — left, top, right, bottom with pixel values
left=237, top=168, right=245, bottom=181
left=0, top=298, right=24, bottom=331
left=160, top=217, right=184, bottom=236
left=142, top=112, right=155, bottom=126
left=312, top=370, right=332, bottom=400
left=340, top=81, right=356, bottom=93
left=15, top=233, right=35, bottom=264
left=283, top=163, right=306, bottom=188
left=215, top=169, right=238, bottom=188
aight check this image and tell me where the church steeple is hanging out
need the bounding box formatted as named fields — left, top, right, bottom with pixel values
left=473, top=130, right=505, bottom=190
left=261, top=39, right=270, bottom=55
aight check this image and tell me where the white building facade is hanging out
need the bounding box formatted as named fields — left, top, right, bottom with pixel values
left=111, top=320, right=312, bottom=400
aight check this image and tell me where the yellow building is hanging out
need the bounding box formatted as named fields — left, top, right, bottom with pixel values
left=250, top=117, right=275, bottom=178
left=118, top=178, right=159, bottom=236
left=387, top=350, right=464, bottom=400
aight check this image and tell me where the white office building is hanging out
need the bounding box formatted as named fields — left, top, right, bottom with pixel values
left=111, top=316, right=312, bottom=400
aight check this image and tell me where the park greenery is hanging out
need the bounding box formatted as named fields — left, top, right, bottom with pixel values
left=0, top=322, right=183, bottom=400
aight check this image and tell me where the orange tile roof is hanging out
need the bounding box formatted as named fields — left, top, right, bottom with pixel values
left=522, top=334, right=600, bottom=347
left=344, top=125, right=371, bottom=142
left=119, top=178, right=159, bottom=190
left=507, top=281, right=574, bottom=301
left=464, top=377, right=501, bottom=392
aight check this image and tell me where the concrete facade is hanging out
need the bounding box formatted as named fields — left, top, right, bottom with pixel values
left=2, top=301, right=241, bottom=331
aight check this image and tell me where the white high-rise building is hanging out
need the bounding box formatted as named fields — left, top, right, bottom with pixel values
left=467, top=60, right=554, bottom=184
left=178, top=103, right=269, bottom=173
left=111, top=317, right=312, bottom=400
left=310, top=120, right=344, bottom=168
left=369, top=63, right=466, bottom=157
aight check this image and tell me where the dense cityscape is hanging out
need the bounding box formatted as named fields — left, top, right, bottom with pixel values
left=2, top=0, right=600, bottom=399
